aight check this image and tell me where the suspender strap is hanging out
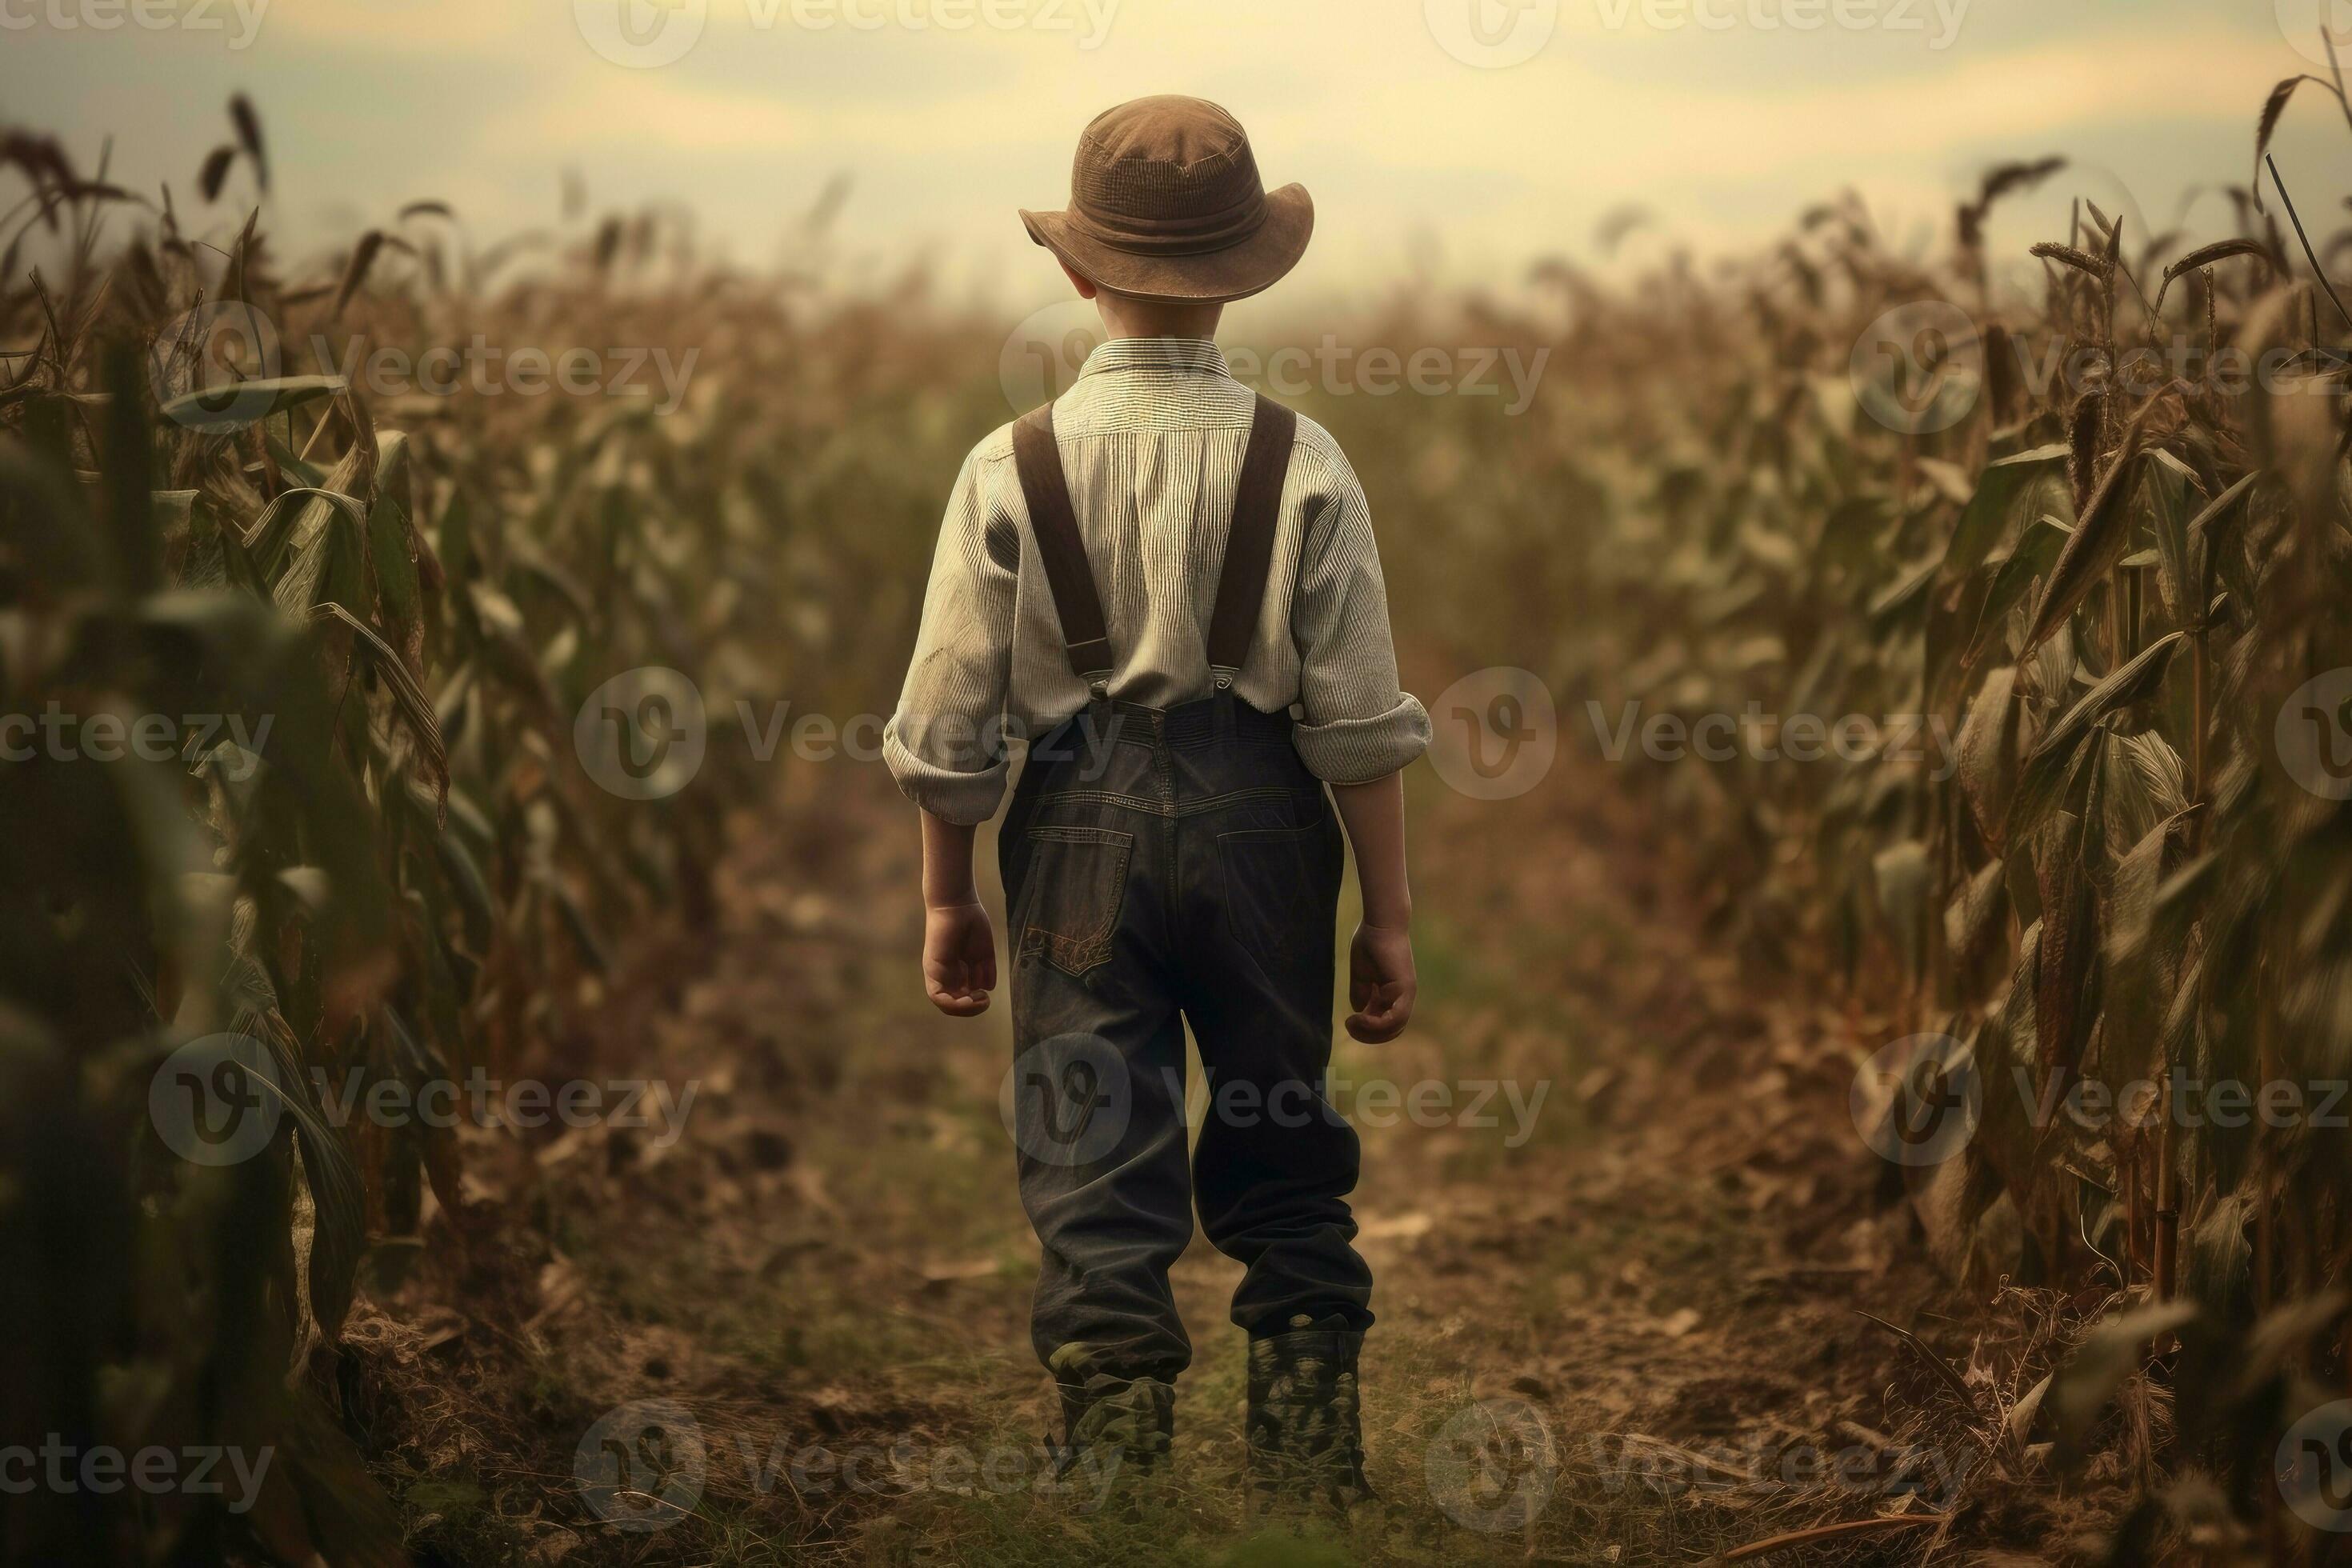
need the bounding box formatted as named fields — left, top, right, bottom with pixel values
left=1205, top=394, right=1298, bottom=687
left=1011, top=403, right=1115, bottom=692
left=1010, top=391, right=1298, bottom=699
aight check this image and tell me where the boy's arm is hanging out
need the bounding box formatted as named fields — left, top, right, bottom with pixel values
left=920, top=811, right=994, bottom=1016
left=1332, top=772, right=1415, bottom=1043
left=1286, top=436, right=1431, bottom=788
left=1288, top=430, right=1428, bottom=1042
left=884, top=445, right=1020, bottom=826
left=886, top=443, right=1017, bottom=1018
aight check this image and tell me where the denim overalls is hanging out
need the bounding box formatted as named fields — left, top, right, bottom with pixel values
left=999, top=394, right=1374, bottom=1408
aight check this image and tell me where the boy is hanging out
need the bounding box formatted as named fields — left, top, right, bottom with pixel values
left=882, top=95, right=1427, bottom=1506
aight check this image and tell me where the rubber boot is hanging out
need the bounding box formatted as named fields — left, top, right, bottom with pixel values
left=1046, top=1346, right=1175, bottom=1514
left=1245, top=1314, right=1371, bottom=1512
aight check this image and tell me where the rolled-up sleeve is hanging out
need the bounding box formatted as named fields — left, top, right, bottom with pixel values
left=1288, top=451, right=1431, bottom=783
left=884, top=446, right=1018, bottom=824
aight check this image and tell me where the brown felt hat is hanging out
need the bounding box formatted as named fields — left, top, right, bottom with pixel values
left=1020, top=96, right=1313, bottom=305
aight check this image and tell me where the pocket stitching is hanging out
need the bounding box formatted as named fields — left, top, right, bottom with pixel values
left=1019, top=825, right=1134, bottom=977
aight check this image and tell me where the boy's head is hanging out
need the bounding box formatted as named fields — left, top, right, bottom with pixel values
left=1021, top=95, right=1311, bottom=337
left=1054, top=262, right=1226, bottom=341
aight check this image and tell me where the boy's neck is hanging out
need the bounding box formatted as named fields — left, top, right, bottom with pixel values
left=1093, top=292, right=1224, bottom=343
left=1102, top=326, right=1216, bottom=342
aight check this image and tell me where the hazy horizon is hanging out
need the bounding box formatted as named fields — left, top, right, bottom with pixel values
left=10, top=0, right=2347, bottom=318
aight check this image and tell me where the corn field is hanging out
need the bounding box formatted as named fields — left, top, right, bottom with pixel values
left=0, top=102, right=992, bottom=1561
left=1398, top=106, right=2352, bottom=1558
left=5, top=74, right=2352, bottom=1564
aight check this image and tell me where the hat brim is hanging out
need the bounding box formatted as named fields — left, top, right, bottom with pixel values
left=1018, top=183, right=1313, bottom=305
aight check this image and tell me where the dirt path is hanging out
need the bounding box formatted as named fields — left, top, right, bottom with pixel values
left=352, top=756, right=2039, bottom=1566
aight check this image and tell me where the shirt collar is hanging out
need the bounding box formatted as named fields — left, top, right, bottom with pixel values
left=1077, top=336, right=1230, bottom=381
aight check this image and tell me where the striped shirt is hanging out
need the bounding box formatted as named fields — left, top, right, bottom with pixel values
left=884, top=336, right=1430, bottom=825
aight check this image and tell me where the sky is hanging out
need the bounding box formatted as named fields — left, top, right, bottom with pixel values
left=8, top=0, right=2350, bottom=317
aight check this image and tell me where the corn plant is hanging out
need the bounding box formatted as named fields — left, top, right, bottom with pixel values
left=0, top=102, right=878, bottom=1560
left=1382, top=81, right=2352, bottom=1555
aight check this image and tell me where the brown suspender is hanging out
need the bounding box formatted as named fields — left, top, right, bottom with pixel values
left=1010, top=406, right=1114, bottom=687
left=1010, top=394, right=1298, bottom=701
left=1204, top=397, right=1299, bottom=688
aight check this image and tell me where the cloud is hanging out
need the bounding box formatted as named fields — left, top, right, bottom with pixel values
left=10, top=0, right=2324, bottom=292
left=262, top=0, right=533, bottom=55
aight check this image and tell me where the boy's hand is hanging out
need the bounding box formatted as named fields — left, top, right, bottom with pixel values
left=1346, top=922, right=1416, bottom=1043
left=923, top=902, right=997, bottom=1017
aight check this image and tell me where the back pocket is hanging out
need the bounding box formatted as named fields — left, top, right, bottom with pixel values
left=1218, top=818, right=1340, bottom=975
left=1018, top=825, right=1135, bottom=978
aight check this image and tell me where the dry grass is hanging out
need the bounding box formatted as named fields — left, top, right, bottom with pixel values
left=5, top=75, right=2352, bottom=1565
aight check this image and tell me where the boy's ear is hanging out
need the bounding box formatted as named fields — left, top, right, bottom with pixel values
left=1058, top=261, right=1100, bottom=301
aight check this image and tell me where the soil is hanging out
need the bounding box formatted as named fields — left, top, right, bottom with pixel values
left=344, top=748, right=2116, bottom=1566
